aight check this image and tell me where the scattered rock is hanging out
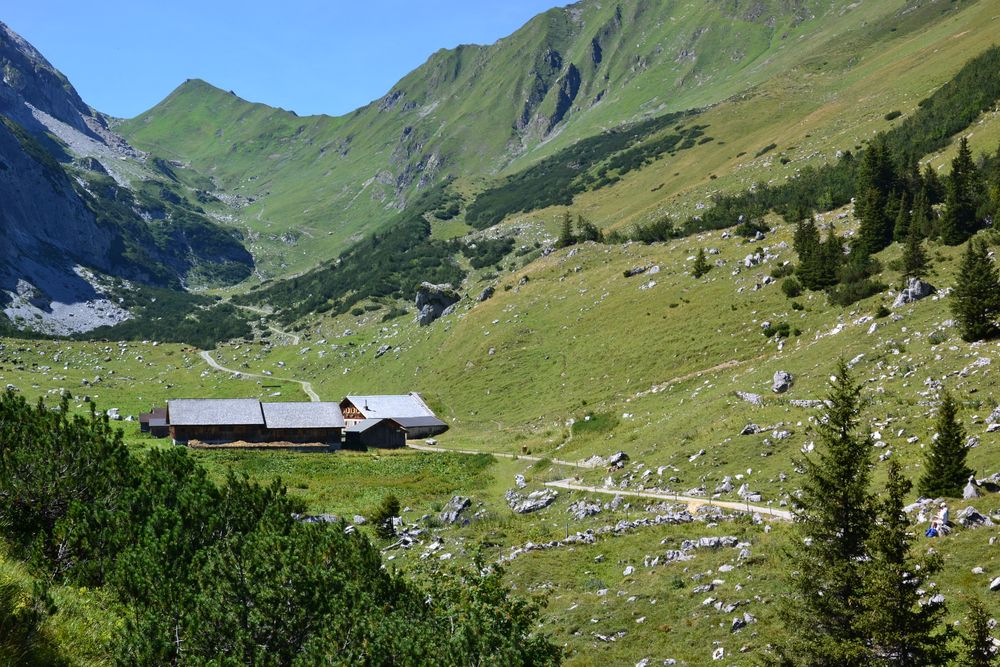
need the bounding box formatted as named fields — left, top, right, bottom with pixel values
left=514, top=474, right=527, bottom=489
left=568, top=499, right=602, bottom=520
left=608, top=451, right=630, bottom=468
left=374, top=344, right=391, bottom=358
left=957, top=506, right=993, bottom=528
left=506, top=488, right=558, bottom=513
left=892, top=278, right=936, bottom=308
left=740, top=423, right=761, bottom=436
left=477, top=286, right=495, bottom=302
left=964, top=476, right=982, bottom=500
left=736, top=391, right=763, bottom=406
left=440, top=496, right=471, bottom=524
left=772, top=370, right=793, bottom=394
left=623, top=266, right=648, bottom=278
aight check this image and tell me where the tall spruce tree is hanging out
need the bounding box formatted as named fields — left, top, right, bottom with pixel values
left=556, top=212, right=576, bottom=249
left=798, top=224, right=842, bottom=290
left=941, top=137, right=981, bottom=245
left=859, top=459, right=952, bottom=665
left=961, top=596, right=999, bottom=667
left=774, top=361, right=874, bottom=666
left=692, top=247, right=711, bottom=278
left=918, top=390, right=973, bottom=498
left=901, top=225, right=930, bottom=281
left=856, top=139, right=897, bottom=254
left=793, top=217, right=820, bottom=258
left=952, top=240, right=1000, bottom=342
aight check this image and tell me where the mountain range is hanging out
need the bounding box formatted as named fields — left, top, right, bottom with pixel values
left=1, top=0, right=998, bottom=338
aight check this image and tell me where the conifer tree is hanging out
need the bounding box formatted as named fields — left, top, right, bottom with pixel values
left=961, top=596, right=999, bottom=667
left=901, top=225, right=930, bottom=281
left=692, top=247, right=711, bottom=278
left=556, top=212, right=576, bottom=249
left=793, top=217, right=820, bottom=258
left=893, top=191, right=912, bottom=242
left=911, top=186, right=935, bottom=239
left=923, top=163, right=945, bottom=204
left=575, top=216, right=602, bottom=243
left=918, top=390, right=973, bottom=498
left=856, top=139, right=897, bottom=254
left=952, top=240, right=1000, bottom=342
left=775, top=361, right=874, bottom=666
left=859, top=459, right=952, bottom=665
left=941, top=137, right=981, bottom=245
left=798, top=224, right=841, bottom=290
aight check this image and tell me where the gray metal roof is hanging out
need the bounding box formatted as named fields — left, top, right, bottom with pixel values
left=345, top=393, right=436, bottom=419
left=346, top=418, right=402, bottom=433
left=392, top=416, right=447, bottom=429
left=167, top=399, right=265, bottom=426
left=262, top=402, right=345, bottom=429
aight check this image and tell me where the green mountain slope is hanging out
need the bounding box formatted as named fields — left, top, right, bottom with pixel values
left=120, top=0, right=938, bottom=276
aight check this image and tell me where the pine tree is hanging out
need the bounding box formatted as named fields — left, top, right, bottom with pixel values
left=774, top=361, right=874, bottom=666
left=952, top=240, right=1000, bottom=342
left=961, top=596, right=999, bottom=667
left=911, top=187, right=935, bottom=239
left=859, top=459, right=953, bottom=665
left=893, top=191, right=912, bottom=242
left=856, top=139, right=897, bottom=254
left=575, top=216, right=603, bottom=243
left=901, top=225, right=930, bottom=281
left=923, top=163, right=945, bottom=204
left=918, top=390, right=973, bottom=498
left=556, top=212, right=576, bottom=249
left=798, top=224, right=842, bottom=290
left=941, top=137, right=981, bottom=245
left=692, top=248, right=711, bottom=278
left=793, top=217, right=820, bottom=258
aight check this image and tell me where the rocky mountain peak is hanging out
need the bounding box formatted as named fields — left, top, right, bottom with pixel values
left=0, top=20, right=98, bottom=137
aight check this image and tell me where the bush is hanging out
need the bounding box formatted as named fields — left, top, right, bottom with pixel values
left=884, top=111, right=902, bottom=121
left=763, top=322, right=791, bottom=338
left=827, top=279, right=887, bottom=307
left=0, top=393, right=561, bottom=665
left=771, top=263, right=795, bottom=279
left=782, top=277, right=803, bottom=298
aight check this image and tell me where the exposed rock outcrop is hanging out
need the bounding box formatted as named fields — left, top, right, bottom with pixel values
left=415, top=282, right=460, bottom=325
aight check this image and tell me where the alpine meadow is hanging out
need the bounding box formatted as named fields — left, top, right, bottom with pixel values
left=6, top=1, right=1000, bottom=664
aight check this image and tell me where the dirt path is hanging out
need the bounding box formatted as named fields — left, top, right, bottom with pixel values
left=406, top=442, right=598, bottom=469
left=199, top=350, right=320, bottom=402
left=543, top=479, right=793, bottom=521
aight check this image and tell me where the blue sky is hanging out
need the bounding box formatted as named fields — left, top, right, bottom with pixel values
left=3, top=1, right=564, bottom=118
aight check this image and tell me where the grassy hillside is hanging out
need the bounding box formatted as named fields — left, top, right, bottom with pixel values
left=118, top=0, right=946, bottom=277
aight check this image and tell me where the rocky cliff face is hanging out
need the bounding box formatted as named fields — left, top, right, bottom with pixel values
left=0, top=21, right=253, bottom=334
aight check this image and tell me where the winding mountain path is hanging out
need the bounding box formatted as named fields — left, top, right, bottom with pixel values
left=543, top=479, right=793, bottom=521
left=199, top=350, right=320, bottom=402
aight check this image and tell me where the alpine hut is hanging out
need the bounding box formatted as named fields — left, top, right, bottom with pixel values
left=339, top=393, right=447, bottom=439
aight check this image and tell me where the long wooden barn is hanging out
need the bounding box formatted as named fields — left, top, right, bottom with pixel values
left=166, top=399, right=345, bottom=446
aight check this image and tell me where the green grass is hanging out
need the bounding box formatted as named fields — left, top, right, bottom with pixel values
left=191, top=448, right=496, bottom=515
